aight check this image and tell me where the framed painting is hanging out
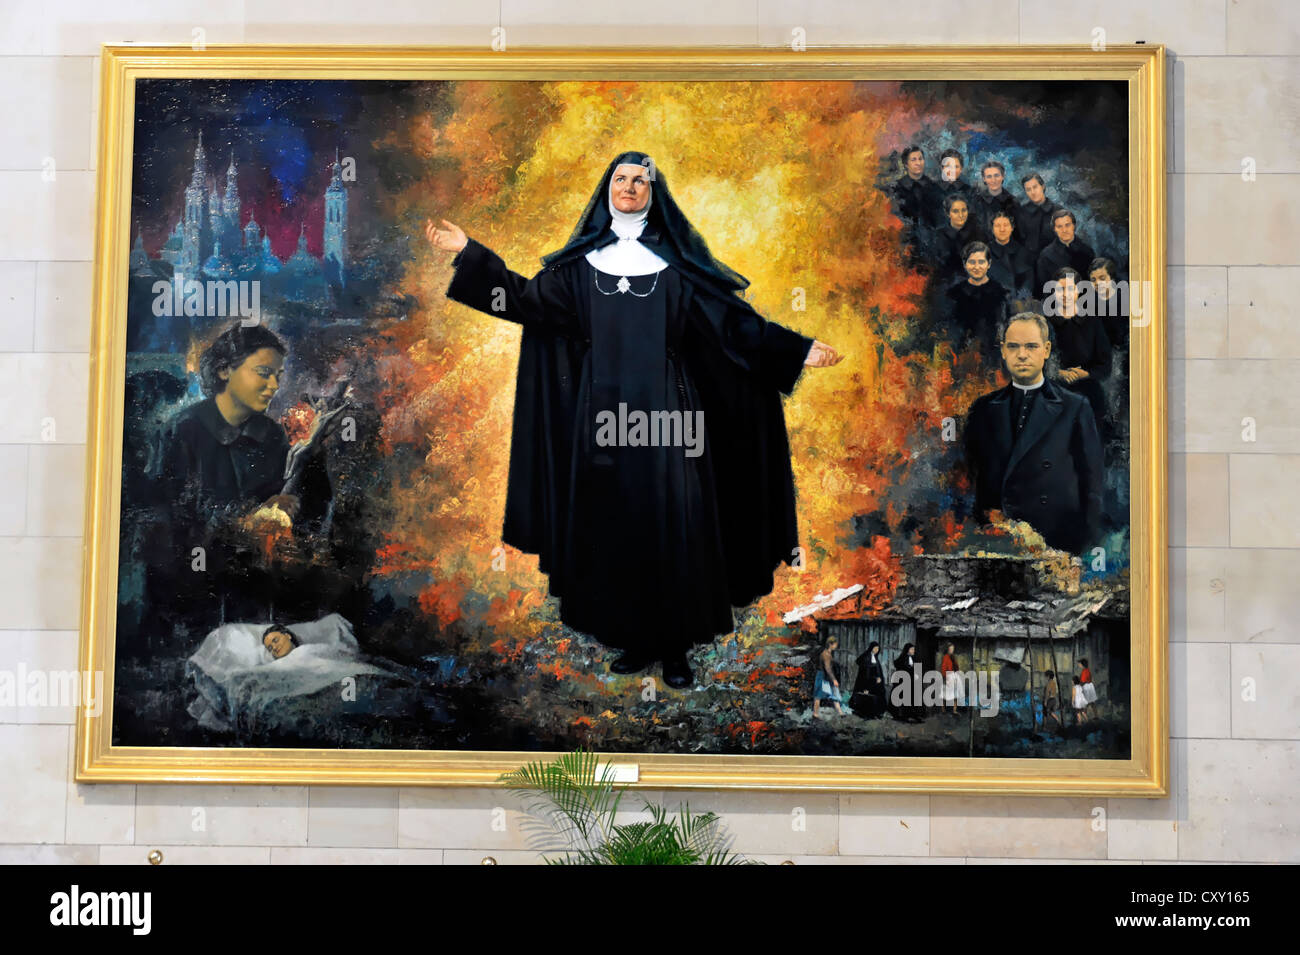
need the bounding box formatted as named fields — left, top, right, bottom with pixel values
left=77, top=44, right=1166, bottom=794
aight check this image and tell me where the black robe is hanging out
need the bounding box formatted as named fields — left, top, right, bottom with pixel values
left=1035, top=236, right=1097, bottom=293
left=892, top=174, right=941, bottom=264
left=850, top=651, right=887, bottom=718
left=987, top=237, right=1034, bottom=298
left=446, top=237, right=814, bottom=654
left=1092, top=291, right=1129, bottom=449
left=1017, top=196, right=1060, bottom=260
left=1093, top=289, right=1130, bottom=357
left=943, top=278, right=1009, bottom=363
left=935, top=178, right=972, bottom=211
left=890, top=653, right=924, bottom=722
left=893, top=174, right=941, bottom=228
left=927, top=221, right=982, bottom=283
left=972, top=189, right=1019, bottom=236
left=145, top=395, right=333, bottom=630
left=1050, top=313, right=1113, bottom=430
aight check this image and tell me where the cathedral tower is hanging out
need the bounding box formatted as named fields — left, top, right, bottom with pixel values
left=179, top=133, right=210, bottom=276
left=323, top=149, right=348, bottom=285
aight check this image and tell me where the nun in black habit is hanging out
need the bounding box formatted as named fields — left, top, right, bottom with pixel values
left=849, top=641, right=887, bottom=719
left=427, top=152, right=842, bottom=689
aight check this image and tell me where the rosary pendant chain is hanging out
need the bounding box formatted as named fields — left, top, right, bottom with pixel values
left=594, top=271, right=661, bottom=297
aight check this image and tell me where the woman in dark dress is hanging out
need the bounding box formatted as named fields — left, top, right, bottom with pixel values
left=147, top=323, right=334, bottom=632
left=986, top=209, right=1034, bottom=299
left=152, top=324, right=323, bottom=525
left=942, top=241, right=1009, bottom=364
left=928, top=194, right=981, bottom=283
left=850, top=641, right=887, bottom=719
left=427, top=152, right=843, bottom=689
left=890, top=642, right=924, bottom=723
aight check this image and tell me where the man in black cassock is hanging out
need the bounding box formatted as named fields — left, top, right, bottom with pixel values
left=1034, top=209, right=1097, bottom=295
left=426, top=152, right=842, bottom=690
left=963, top=313, right=1103, bottom=554
left=1017, top=173, right=1061, bottom=260
left=971, top=160, right=1019, bottom=236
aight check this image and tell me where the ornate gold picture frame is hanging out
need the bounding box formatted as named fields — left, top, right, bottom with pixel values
left=79, top=44, right=1165, bottom=794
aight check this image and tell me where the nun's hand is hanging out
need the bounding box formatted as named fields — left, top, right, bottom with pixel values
left=804, top=340, right=843, bottom=367
left=425, top=218, right=467, bottom=253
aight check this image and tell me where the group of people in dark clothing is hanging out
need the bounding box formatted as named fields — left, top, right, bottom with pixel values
left=896, top=147, right=1094, bottom=284
left=826, top=640, right=1099, bottom=727
left=838, top=641, right=925, bottom=722
left=811, top=638, right=928, bottom=722
left=891, top=145, right=1130, bottom=556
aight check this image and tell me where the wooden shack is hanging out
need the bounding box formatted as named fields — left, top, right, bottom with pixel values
left=789, top=554, right=1126, bottom=718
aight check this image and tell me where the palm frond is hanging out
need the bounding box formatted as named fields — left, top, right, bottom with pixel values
left=500, top=750, right=622, bottom=850
left=499, top=750, right=755, bottom=864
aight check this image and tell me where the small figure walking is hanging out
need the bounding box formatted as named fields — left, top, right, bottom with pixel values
left=1078, top=658, right=1099, bottom=720
left=1042, top=669, right=1063, bottom=728
left=813, top=636, right=844, bottom=719
left=1071, top=675, right=1089, bottom=724
left=940, top=643, right=961, bottom=716
left=891, top=643, right=925, bottom=723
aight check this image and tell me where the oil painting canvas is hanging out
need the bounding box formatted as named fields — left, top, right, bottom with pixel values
left=81, top=47, right=1166, bottom=792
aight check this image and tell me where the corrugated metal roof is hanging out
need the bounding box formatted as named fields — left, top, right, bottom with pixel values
left=830, top=591, right=1112, bottom=639
left=786, top=581, right=1114, bottom=640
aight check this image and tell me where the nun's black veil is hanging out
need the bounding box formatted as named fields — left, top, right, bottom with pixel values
left=541, top=151, right=750, bottom=295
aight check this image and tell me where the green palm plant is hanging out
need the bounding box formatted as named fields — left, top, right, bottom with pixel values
left=498, top=749, right=757, bottom=865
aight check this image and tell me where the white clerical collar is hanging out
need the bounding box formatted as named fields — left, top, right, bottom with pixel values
left=1012, top=377, right=1045, bottom=391
left=585, top=194, right=669, bottom=277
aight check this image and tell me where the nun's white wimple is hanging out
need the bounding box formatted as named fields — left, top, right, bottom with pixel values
left=585, top=166, right=668, bottom=277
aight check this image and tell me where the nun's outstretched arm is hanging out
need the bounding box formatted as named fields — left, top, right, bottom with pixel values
left=435, top=230, right=579, bottom=335
left=689, top=290, right=819, bottom=396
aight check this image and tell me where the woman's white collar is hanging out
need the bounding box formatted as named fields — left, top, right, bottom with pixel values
left=586, top=194, right=668, bottom=277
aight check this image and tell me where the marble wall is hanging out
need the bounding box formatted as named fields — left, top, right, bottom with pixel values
left=1, top=0, right=1295, bottom=864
